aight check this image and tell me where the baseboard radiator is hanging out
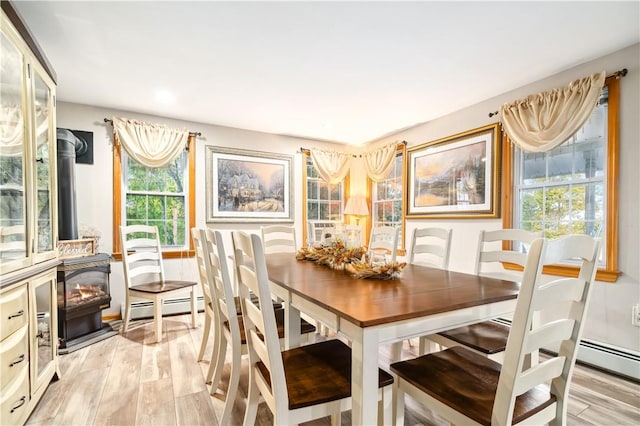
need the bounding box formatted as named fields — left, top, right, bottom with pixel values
left=493, top=318, right=639, bottom=382
left=127, top=296, right=206, bottom=321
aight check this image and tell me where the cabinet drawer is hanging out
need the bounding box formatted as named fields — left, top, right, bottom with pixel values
left=0, top=285, right=28, bottom=340
left=0, top=363, right=29, bottom=426
left=0, top=325, right=28, bottom=388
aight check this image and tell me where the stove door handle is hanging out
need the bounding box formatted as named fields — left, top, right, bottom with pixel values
left=8, top=309, right=24, bottom=320
left=9, top=354, right=25, bottom=367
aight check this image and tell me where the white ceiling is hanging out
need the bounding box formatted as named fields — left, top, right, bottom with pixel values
left=12, top=1, right=640, bottom=145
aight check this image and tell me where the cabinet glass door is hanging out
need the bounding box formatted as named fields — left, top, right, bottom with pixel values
left=33, top=273, right=55, bottom=383
left=32, top=70, right=55, bottom=259
left=0, top=29, right=28, bottom=267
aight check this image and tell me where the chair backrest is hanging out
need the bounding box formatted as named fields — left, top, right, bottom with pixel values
left=261, top=225, right=297, bottom=254
left=203, top=228, right=242, bottom=341
left=493, top=235, right=600, bottom=425
left=369, top=225, right=400, bottom=262
left=232, top=231, right=288, bottom=413
left=191, top=228, right=214, bottom=310
left=120, top=224, right=165, bottom=287
left=0, top=225, right=26, bottom=259
left=408, top=227, right=452, bottom=269
left=475, top=228, right=544, bottom=280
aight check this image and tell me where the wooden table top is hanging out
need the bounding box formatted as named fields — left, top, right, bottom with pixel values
left=265, top=253, right=520, bottom=328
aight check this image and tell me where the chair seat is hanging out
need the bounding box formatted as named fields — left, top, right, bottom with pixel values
left=225, top=308, right=316, bottom=343
left=130, top=279, right=197, bottom=294
left=437, top=321, right=510, bottom=354
left=257, top=339, right=394, bottom=410
left=390, top=346, right=555, bottom=426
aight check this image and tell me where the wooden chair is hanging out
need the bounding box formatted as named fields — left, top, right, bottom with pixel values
left=261, top=225, right=297, bottom=254
left=232, top=230, right=394, bottom=426
left=120, top=224, right=196, bottom=343
left=368, top=225, right=400, bottom=262
left=190, top=228, right=217, bottom=366
left=391, top=227, right=452, bottom=361
left=425, top=228, right=543, bottom=362
left=391, top=234, right=600, bottom=426
left=201, top=229, right=316, bottom=424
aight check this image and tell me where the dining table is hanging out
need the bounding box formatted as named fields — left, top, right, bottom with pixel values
left=264, top=253, right=521, bottom=426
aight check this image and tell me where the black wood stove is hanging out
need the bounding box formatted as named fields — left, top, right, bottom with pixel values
left=57, top=253, right=114, bottom=352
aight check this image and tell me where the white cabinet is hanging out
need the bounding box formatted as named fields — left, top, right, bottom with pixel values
left=1, top=3, right=59, bottom=425
left=0, top=268, right=58, bottom=426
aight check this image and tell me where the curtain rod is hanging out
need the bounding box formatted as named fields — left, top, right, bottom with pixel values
left=103, top=118, right=202, bottom=137
left=300, top=141, right=407, bottom=158
left=487, top=68, right=628, bottom=118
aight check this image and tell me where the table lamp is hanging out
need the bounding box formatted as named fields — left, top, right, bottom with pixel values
left=344, top=196, right=369, bottom=225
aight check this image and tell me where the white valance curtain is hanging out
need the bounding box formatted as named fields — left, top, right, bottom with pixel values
left=362, top=142, right=398, bottom=182
left=500, top=71, right=606, bottom=153
left=113, top=116, right=189, bottom=168
left=310, top=148, right=352, bottom=185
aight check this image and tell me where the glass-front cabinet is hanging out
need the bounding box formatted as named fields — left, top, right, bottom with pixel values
left=30, top=270, right=57, bottom=394
left=0, top=9, right=57, bottom=274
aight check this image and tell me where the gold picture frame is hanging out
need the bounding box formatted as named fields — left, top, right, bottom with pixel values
left=406, top=123, right=501, bottom=219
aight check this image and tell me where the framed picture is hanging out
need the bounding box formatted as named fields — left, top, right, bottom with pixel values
left=406, top=123, right=501, bottom=218
left=206, top=146, right=294, bottom=223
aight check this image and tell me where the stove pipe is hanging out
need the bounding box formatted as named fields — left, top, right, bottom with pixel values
left=56, top=128, right=82, bottom=240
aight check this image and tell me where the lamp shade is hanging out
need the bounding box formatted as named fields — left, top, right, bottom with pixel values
left=344, top=196, right=369, bottom=216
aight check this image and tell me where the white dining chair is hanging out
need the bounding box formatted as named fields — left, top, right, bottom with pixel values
left=391, top=234, right=600, bottom=426
left=368, top=225, right=401, bottom=262
left=423, top=228, right=544, bottom=363
left=120, top=224, right=197, bottom=343
left=232, top=230, right=394, bottom=426
left=391, top=227, right=452, bottom=361
left=261, top=225, right=297, bottom=254
left=190, top=228, right=217, bottom=367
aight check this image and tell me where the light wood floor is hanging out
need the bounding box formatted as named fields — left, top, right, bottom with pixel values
left=26, top=314, right=640, bottom=425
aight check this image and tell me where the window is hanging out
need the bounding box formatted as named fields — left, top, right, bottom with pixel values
left=504, top=76, right=620, bottom=282
left=112, top=134, right=195, bottom=259
left=371, top=144, right=405, bottom=250
left=303, top=153, right=349, bottom=245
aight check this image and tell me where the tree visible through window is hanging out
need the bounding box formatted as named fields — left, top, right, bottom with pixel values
left=113, top=134, right=195, bottom=259
left=124, top=151, right=187, bottom=247
left=505, top=76, right=620, bottom=282
left=371, top=146, right=404, bottom=249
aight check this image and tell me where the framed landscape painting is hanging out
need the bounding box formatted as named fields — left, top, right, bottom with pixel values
left=406, top=123, right=501, bottom=219
left=206, top=146, right=293, bottom=223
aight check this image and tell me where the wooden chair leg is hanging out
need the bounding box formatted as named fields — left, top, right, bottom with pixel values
left=219, top=339, right=242, bottom=425
left=198, top=313, right=211, bottom=362
left=390, top=341, right=403, bottom=362
left=392, top=379, right=405, bottom=426
left=190, top=289, right=197, bottom=328
left=153, top=296, right=163, bottom=343
left=122, top=297, right=132, bottom=333
left=209, top=333, right=227, bottom=394
left=379, top=385, right=392, bottom=426
left=242, top=371, right=260, bottom=426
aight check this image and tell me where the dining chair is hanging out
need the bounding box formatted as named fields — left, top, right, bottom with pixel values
left=368, top=225, right=401, bottom=262
left=202, top=228, right=316, bottom=424
left=120, top=224, right=197, bottom=343
left=408, top=227, right=452, bottom=268
left=390, top=227, right=452, bottom=361
left=424, top=228, right=543, bottom=362
left=261, top=224, right=297, bottom=254
left=190, top=228, right=217, bottom=366
left=232, top=230, right=394, bottom=426
left=391, top=234, right=600, bottom=426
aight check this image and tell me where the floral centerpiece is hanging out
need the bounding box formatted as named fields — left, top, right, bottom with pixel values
left=296, top=237, right=405, bottom=279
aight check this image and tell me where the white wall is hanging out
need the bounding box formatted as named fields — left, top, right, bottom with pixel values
left=58, top=43, right=639, bottom=354
left=55, top=104, right=345, bottom=318
left=360, top=43, right=640, bottom=353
